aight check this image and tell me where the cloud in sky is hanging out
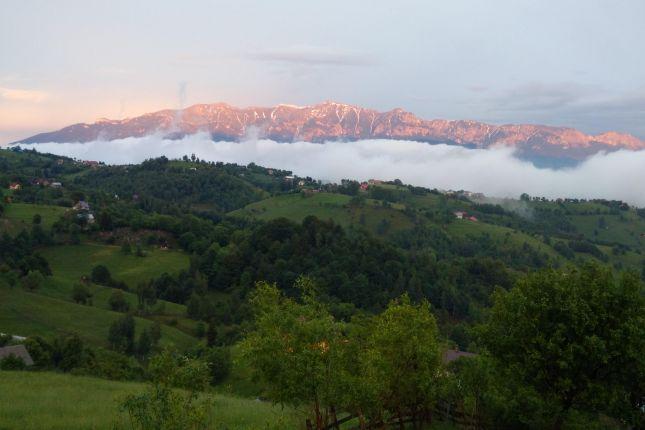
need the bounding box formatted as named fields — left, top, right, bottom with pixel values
left=247, top=46, right=376, bottom=67
left=0, top=87, right=48, bottom=103
left=14, top=136, right=645, bottom=207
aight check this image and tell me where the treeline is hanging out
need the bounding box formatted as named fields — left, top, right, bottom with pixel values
left=71, top=156, right=274, bottom=215
left=0, top=227, right=52, bottom=289
left=243, top=265, right=644, bottom=429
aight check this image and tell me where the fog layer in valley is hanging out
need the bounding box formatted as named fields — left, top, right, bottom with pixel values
left=12, top=134, right=645, bottom=206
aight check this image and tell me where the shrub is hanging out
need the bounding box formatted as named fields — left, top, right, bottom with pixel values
left=0, top=354, right=26, bottom=370
left=91, top=264, right=111, bottom=285
left=109, top=290, right=130, bottom=312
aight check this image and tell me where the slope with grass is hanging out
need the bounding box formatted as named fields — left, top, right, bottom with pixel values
left=0, top=285, right=194, bottom=349
left=0, top=202, right=67, bottom=234
left=34, top=242, right=198, bottom=335
left=0, top=371, right=301, bottom=430
left=39, top=243, right=189, bottom=288
left=230, top=192, right=415, bottom=237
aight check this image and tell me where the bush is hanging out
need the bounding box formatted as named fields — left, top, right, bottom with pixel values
left=109, top=290, right=130, bottom=312
left=118, top=350, right=211, bottom=430
left=71, top=283, right=92, bottom=305
left=20, top=270, right=44, bottom=290
left=90, top=265, right=111, bottom=285
left=0, top=354, right=27, bottom=370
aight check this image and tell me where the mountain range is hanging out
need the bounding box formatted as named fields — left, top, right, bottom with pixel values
left=14, top=101, right=645, bottom=165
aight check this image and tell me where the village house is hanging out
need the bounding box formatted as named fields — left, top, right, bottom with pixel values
left=83, top=160, right=100, bottom=168
left=468, top=216, right=478, bottom=222
left=73, top=200, right=91, bottom=211
left=442, top=348, right=477, bottom=364
left=0, top=344, right=34, bottom=366
left=50, top=182, right=63, bottom=188
left=8, top=182, right=21, bottom=191
left=32, top=178, right=51, bottom=187
left=360, top=182, right=369, bottom=191
left=368, top=179, right=383, bottom=185
left=453, top=211, right=466, bottom=220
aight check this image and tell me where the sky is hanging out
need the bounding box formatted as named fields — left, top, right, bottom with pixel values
left=1, top=0, right=645, bottom=145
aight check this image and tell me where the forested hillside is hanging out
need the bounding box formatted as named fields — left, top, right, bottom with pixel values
left=1, top=147, right=643, bottom=429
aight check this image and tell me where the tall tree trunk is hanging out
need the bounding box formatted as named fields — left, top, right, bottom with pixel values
left=330, top=406, right=340, bottom=430
left=314, top=399, right=323, bottom=430
left=358, top=413, right=367, bottom=430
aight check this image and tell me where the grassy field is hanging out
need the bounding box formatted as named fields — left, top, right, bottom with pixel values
left=39, top=243, right=190, bottom=288
left=0, top=203, right=67, bottom=234
left=445, top=218, right=561, bottom=259
left=0, top=285, right=195, bottom=349
left=230, top=192, right=415, bottom=237
left=0, top=371, right=301, bottom=430
left=34, top=242, right=198, bottom=336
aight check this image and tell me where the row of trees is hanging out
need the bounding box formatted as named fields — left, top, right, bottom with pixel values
left=243, top=265, right=644, bottom=429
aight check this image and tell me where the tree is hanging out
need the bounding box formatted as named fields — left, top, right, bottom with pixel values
left=108, top=314, right=136, bottom=355
left=52, top=334, right=86, bottom=372
left=0, top=354, right=27, bottom=370
left=20, top=270, right=44, bottom=290
left=135, top=282, right=156, bottom=312
left=205, top=321, right=217, bottom=347
left=32, top=213, right=42, bottom=225
left=204, top=346, right=231, bottom=385
left=241, top=278, right=345, bottom=429
left=91, top=264, right=111, bottom=285
left=362, top=295, right=442, bottom=425
left=109, top=290, right=130, bottom=312
left=71, top=283, right=92, bottom=305
left=118, top=350, right=211, bottom=430
left=149, top=321, right=162, bottom=347
left=136, top=329, right=152, bottom=359
left=98, top=210, right=113, bottom=230
left=479, top=264, right=645, bottom=429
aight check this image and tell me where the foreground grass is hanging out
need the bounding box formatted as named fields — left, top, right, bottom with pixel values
left=0, top=371, right=300, bottom=430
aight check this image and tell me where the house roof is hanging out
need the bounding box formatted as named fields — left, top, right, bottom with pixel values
left=0, top=344, right=34, bottom=366
left=442, top=349, right=477, bottom=364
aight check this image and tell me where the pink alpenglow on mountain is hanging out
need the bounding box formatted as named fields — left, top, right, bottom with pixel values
left=15, top=101, right=645, bottom=162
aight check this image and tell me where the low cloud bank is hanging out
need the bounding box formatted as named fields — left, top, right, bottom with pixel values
left=13, top=134, right=645, bottom=207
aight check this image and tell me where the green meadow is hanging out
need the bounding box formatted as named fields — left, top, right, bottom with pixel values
left=0, top=285, right=195, bottom=349
left=0, top=203, right=67, bottom=234
left=38, top=243, right=190, bottom=288
left=230, top=192, right=415, bottom=237
left=0, top=371, right=301, bottom=430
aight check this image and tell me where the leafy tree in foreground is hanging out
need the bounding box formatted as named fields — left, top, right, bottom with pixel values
left=241, top=278, right=344, bottom=429
left=362, top=295, right=442, bottom=426
left=480, top=264, right=645, bottom=429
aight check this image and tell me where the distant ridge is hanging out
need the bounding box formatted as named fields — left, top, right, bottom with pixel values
left=14, top=101, right=645, bottom=163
